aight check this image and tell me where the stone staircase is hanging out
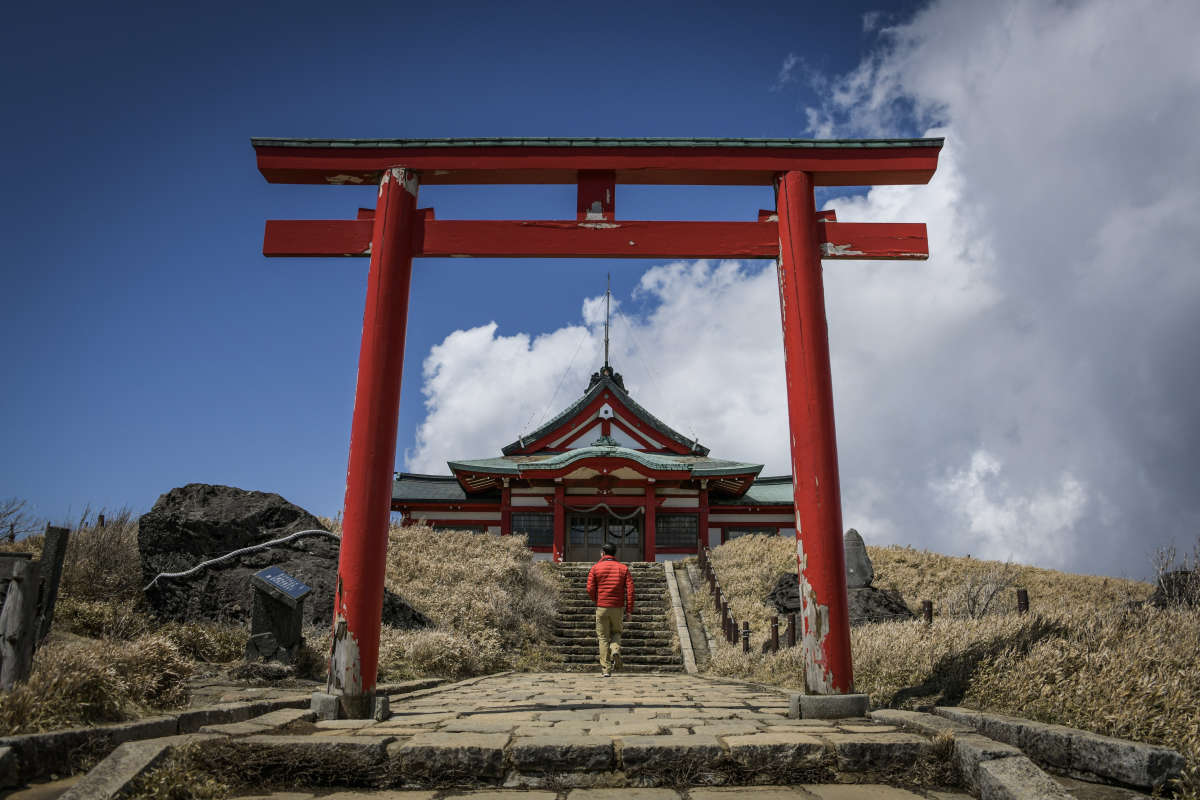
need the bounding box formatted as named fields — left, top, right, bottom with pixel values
left=550, top=561, right=682, bottom=672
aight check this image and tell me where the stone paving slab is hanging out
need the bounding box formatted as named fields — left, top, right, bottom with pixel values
left=177, top=674, right=965, bottom=794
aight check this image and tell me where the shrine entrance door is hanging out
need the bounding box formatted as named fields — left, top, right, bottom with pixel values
left=565, top=513, right=642, bottom=563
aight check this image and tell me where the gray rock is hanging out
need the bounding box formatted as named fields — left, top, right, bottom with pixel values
left=844, top=528, right=874, bottom=588
left=767, top=573, right=914, bottom=624
left=140, top=484, right=429, bottom=629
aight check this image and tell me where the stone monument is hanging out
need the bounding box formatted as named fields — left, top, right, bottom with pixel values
left=843, top=528, right=874, bottom=588
left=245, top=566, right=312, bottom=666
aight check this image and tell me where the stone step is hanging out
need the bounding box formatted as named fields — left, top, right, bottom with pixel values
left=554, top=630, right=673, bottom=642
left=555, top=615, right=672, bottom=624
left=559, top=587, right=672, bottom=594
left=557, top=602, right=668, bottom=610
left=553, top=646, right=678, bottom=658
left=554, top=618, right=672, bottom=628
left=558, top=653, right=681, bottom=665
left=555, top=618, right=671, bottom=628
left=554, top=661, right=684, bottom=672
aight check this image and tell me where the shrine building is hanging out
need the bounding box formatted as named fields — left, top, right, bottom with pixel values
left=392, top=364, right=795, bottom=562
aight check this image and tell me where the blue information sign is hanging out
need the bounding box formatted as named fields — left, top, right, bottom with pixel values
left=252, top=565, right=312, bottom=606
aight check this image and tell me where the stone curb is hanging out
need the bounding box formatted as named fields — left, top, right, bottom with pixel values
left=683, top=563, right=718, bottom=656
left=58, top=733, right=221, bottom=800
left=0, top=681, right=446, bottom=788
left=976, top=754, right=1074, bottom=799
left=662, top=562, right=697, bottom=674
left=0, top=694, right=301, bottom=789
left=868, top=709, right=1067, bottom=799
left=935, top=706, right=1186, bottom=791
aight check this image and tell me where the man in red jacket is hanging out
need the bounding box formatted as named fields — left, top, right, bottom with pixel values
left=586, top=542, right=635, bottom=677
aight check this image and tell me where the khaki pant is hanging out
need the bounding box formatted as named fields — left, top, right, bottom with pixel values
left=595, top=606, right=624, bottom=671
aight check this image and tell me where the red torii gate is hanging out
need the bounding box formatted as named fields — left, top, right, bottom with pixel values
left=252, top=136, right=942, bottom=718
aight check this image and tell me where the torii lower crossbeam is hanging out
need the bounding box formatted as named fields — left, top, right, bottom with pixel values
left=253, top=136, right=942, bottom=717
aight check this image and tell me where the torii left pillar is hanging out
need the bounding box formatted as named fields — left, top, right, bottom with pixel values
left=319, top=167, right=419, bottom=719
left=775, top=170, right=861, bottom=709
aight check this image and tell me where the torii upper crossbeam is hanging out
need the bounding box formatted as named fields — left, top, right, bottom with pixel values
left=252, top=136, right=943, bottom=718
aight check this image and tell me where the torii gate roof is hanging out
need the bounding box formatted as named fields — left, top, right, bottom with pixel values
left=252, top=136, right=944, bottom=187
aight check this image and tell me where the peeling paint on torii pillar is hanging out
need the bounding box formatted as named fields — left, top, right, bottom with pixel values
left=328, top=167, right=419, bottom=719
left=776, top=171, right=854, bottom=693
left=251, top=136, right=942, bottom=715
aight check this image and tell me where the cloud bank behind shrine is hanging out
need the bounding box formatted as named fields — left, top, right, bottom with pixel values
left=405, top=0, right=1200, bottom=580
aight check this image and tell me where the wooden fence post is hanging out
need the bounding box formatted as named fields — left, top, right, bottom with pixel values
left=0, top=558, right=42, bottom=690
left=1016, top=589, right=1029, bottom=614
left=786, top=614, right=797, bottom=648
left=771, top=617, right=780, bottom=653
left=741, top=621, right=750, bottom=654
left=922, top=600, right=933, bottom=625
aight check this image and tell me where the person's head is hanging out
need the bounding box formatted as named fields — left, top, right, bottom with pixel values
left=601, top=542, right=616, bottom=557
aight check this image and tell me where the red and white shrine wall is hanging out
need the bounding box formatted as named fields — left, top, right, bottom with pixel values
left=396, top=483, right=796, bottom=561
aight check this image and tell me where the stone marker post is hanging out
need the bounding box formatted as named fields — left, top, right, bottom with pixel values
left=35, top=526, right=70, bottom=643
left=245, top=566, right=312, bottom=666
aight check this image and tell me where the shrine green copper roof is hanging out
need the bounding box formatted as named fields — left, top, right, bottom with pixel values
left=448, top=446, right=761, bottom=478
left=252, top=136, right=944, bottom=149
left=710, top=475, right=795, bottom=506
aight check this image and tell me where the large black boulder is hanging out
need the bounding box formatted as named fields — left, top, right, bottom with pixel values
left=767, top=572, right=914, bottom=625
left=139, top=484, right=324, bottom=586
left=139, top=484, right=429, bottom=628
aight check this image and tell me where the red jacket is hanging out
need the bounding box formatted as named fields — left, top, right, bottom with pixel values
left=587, top=555, right=635, bottom=612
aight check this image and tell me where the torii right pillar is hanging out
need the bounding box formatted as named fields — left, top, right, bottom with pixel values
left=775, top=170, right=858, bottom=703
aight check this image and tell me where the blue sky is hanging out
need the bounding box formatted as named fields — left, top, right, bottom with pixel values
left=1, top=0, right=910, bottom=517
left=4, top=1, right=1199, bottom=579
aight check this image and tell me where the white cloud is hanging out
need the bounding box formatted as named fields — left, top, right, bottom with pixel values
left=772, top=53, right=799, bottom=92
left=408, top=0, right=1200, bottom=578
left=931, top=450, right=1088, bottom=568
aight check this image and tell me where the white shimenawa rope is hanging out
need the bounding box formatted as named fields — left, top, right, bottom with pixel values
left=142, top=529, right=340, bottom=592
left=562, top=503, right=644, bottom=520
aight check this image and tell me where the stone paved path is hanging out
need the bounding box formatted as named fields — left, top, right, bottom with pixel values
left=215, top=672, right=964, bottom=795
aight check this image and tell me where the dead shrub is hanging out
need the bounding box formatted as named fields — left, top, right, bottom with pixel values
left=53, top=596, right=154, bottom=640
left=158, top=620, right=246, bottom=663
left=944, top=561, right=1020, bottom=619
left=0, top=633, right=192, bottom=735
left=1151, top=538, right=1200, bottom=608
left=58, top=508, right=143, bottom=603
left=0, top=497, right=40, bottom=544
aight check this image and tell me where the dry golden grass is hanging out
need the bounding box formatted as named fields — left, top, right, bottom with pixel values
left=0, top=634, right=193, bottom=734
left=0, top=507, right=562, bottom=735
left=305, top=520, right=562, bottom=680
left=698, top=534, right=1199, bottom=798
